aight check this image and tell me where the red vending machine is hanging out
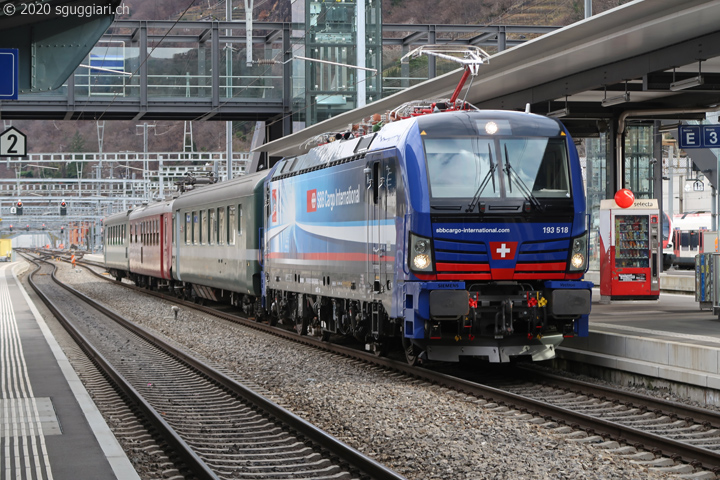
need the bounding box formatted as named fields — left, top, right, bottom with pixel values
left=599, top=195, right=661, bottom=300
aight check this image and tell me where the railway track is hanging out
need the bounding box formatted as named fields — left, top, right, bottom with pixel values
left=22, top=252, right=406, bottom=480
left=59, top=251, right=720, bottom=478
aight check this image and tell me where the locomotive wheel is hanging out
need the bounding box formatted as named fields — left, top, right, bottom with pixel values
left=402, top=334, right=422, bottom=366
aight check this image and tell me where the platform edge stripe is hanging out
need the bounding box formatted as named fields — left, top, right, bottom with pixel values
left=10, top=262, right=141, bottom=480
left=1, top=263, right=51, bottom=480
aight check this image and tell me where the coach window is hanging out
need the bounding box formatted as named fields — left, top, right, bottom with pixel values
left=209, top=208, right=216, bottom=245
left=218, top=207, right=225, bottom=245
left=172, top=215, right=176, bottom=246
left=193, top=211, right=199, bottom=245
left=156, top=219, right=159, bottom=245
left=200, top=210, right=208, bottom=245
left=228, top=206, right=236, bottom=245
left=185, top=213, right=191, bottom=245
left=238, top=204, right=243, bottom=236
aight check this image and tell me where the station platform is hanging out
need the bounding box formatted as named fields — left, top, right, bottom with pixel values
left=0, top=261, right=139, bottom=480
left=558, top=270, right=720, bottom=402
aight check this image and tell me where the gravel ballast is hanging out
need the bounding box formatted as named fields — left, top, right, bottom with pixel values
left=50, top=263, right=681, bottom=480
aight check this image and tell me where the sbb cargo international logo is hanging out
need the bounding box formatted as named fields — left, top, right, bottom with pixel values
left=307, top=189, right=317, bottom=212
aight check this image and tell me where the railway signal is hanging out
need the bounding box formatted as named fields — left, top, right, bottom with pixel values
left=25, top=224, right=29, bottom=231
left=15, top=199, right=22, bottom=215
left=60, top=200, right=67, bottom=215
left=9, top=225, right=12, bottom=232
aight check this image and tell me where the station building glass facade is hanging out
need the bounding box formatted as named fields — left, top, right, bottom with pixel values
left=292, top=0, right=383, bottom=126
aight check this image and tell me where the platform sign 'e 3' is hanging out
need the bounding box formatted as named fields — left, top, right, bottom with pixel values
left=0, top=127, right=27, bottom=157
left=678, top=125, right=720, bottom=149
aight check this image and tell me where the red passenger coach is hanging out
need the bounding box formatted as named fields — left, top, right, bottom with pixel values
left=128, top=200, right=174, bottom=288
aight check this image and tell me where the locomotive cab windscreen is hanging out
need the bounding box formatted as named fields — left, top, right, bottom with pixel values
left=419, top=112, right=572, bottom=209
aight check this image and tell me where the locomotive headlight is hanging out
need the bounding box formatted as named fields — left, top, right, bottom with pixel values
left=409, top=233, right=433, bottom=273
left=569, top=232, right=588, bottom=272
left=571, top=253, right=585, bottom=269
left=413, top=254, right=431, bottom=270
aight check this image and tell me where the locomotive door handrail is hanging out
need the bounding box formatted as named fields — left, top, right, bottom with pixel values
left=366, top=158, right=389, bottom=295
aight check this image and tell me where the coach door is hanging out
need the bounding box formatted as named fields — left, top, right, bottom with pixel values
left=367, top=157, right=394, bottom=295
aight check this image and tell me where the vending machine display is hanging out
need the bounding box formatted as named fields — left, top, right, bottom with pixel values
left=615, top=215, right=650, bottom=270
left=599, top=198, right=660, bottom=300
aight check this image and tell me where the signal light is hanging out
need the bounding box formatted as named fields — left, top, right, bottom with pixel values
left=42, top=224, right=46, bottom=230
left=25, top=224, right=29, bottom=231
left=60, top=200, right=67, bottom=216
left=16, top=200, right=23, bottom=215
left=9, top=225, right=13, bottom=232
left=60, top=226, right=65, bottom=234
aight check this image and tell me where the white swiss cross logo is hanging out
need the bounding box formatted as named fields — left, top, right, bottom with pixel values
left=489, top=241, right=517, bottom=260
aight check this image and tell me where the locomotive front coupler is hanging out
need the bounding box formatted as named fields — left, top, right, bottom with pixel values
left=494, top=299, right=514, bottom=338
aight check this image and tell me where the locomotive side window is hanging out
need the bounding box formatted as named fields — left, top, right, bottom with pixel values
left=228, top=206, right=236, bottom=245
left=218, top=207, right=226, bottom=245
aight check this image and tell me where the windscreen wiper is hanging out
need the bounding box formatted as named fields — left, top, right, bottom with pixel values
left=466, top=144, right=496, bottom=212
left=503, top=144, right=545, bottom=212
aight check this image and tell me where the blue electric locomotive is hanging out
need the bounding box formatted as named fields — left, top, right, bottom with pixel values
left=264, top=109, right=591, bottom=363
